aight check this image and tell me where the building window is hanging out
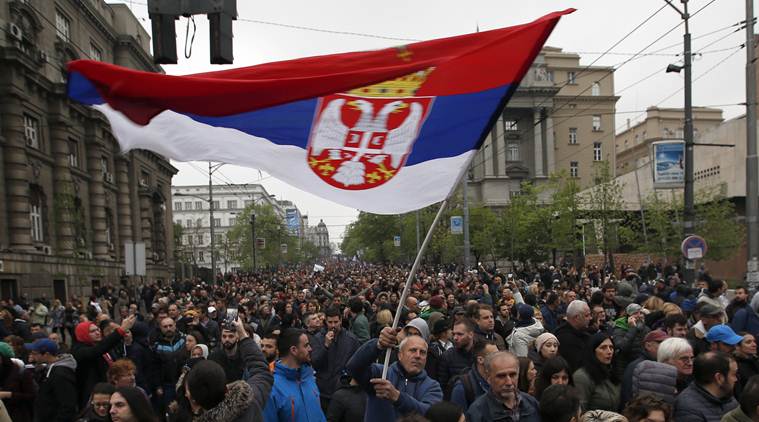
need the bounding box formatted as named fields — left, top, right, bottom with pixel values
left=591, top=82, right=601, bottom=96
left=23, top=114, right=39, bottom=149
left=174, top=202, right=182, bottom=211
left=215, top=234, right=223, bottom=244
left=68, top=139, right=79, bottom=167
left=503, top=120, right=518, bottom=132
left=89, top=42, right=102, bottom=61
left=593, top=142, right=602, bottom=161
left=229, top=217, right=236, bottom=226
left=195, top=201, right=202, bottom=210
left=101, top=156, right=110, bottom=178
left=186, top=219, right=192, bottom=228
left=30, top=189, right=44, bottom=242
left=227, top=200, right=237, bottom=209
left=506, top=143, right=520, bottom=161
left=567, top=71, right=576, bottom=84
left=196, top=234, right=203, bottom=245
left=198, top=251, right=204, bottom=262
left=547, top=70, right=554, bottom=82
left=55, top=10, right=70, bottom=41
left=196, top=218, right=202, bottom=227
left=570, top=161, right=579, bottom=178
left=592, top=115, right=602, bottom=132
left=187, top=235, right=193, bottom=245
left=105, top=209, right=114, bottom=249
left=569, top=128, right=578, bottom=145
left=212, top=200, right=219, bottom=210
left=213, top=218, right=221, bottom=228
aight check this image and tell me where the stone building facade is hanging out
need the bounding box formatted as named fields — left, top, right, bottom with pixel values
left=0, top=0, right=176, bottom=300
left=469, top=46, right=619, bottom=206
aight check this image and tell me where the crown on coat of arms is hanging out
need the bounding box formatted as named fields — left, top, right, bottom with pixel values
left=347, top=67, right=435, bottom=97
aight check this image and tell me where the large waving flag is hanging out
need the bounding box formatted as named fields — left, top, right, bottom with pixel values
left=68, top=9, right=573, bottom=214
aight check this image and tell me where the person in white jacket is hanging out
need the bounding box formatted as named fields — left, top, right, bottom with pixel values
left=507, top=304, right=545, bottom=357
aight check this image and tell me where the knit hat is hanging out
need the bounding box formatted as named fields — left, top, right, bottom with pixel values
left=429, top=295, right=445, bottom=309
left=626, top=303, right=643, bottom=316
left=192, top=344, right=210, bottom=359
left=404, top=317, right=430, bottom=342
left=426, top=312, right=445, bottom=334
left=432, top=318, right=451, bottom=336
left=75, top=321, right=96, bottom=345
left=0, top=342, right=14, bottom=359
left=517, top=303, right=534, bottom=321
left=535, top=333, right=559, bottom=353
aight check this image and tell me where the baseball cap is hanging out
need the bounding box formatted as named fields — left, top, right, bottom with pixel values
left=699, top=303, right=723, bottom=317
left=706, top=324, right=744, bottom=345
left=24, top=339, right=59, bottom=355
left=643, top=330, right=670, bottom=343
left=207, top=306, right=217, bottom=314
left=626, top=303, right=643, bottom=315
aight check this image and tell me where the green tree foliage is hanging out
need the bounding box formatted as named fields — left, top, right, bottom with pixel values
left=227, top=203, right=301, bottom=269
left=547, top=171, right=583, bottom=258
left=585, top=162, right=625, bottom=270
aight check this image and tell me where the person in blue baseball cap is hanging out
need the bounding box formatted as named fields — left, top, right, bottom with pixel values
left=706, top=324, right=744, bottom=353
left=26, top=337, right=78, bottom=421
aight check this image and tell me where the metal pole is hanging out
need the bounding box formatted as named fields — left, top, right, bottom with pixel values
left=209, top=161, right=216, bottom=284
left=463, top=175, right=471, bottom=270
left=415, top=210, right=420, bottom=254
left=682, top=0, right=696, bottom=285
left=746, top=0, right=759, bottom=289
left=251, top=213, right=257, bottom=270
left=634, top=163, right=650, bottom=247
left=382, top=199, right=449, bottom=379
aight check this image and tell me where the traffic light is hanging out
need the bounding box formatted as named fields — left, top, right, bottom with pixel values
left=148, top=0, right=237, bottom=65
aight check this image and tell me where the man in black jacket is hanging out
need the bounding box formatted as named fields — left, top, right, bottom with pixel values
left=27, top=339, right=78, bottom=422
left=554, top=300, right=591, bottom=374
left=438, top=318, right=475, bottom=397
left=312, top=306, right=360, bottom=411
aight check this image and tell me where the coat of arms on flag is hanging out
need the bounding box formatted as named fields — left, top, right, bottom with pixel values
left=307, top=68, right=434, bottom=190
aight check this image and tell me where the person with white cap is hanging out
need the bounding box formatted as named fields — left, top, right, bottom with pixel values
left=200, top=306, right=220, bottom=349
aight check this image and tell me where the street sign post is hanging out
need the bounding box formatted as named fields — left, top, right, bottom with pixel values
left=256, top=238, right=266, bottom=249
left=280, top=243, right=288, bottom=254
left=124, top=241, right=146, bottom=276
left=393, top=235, right=401, bottom=247
left=681, top=235, right=707, bottom=260
left=450, top=216, right=463, bottom=234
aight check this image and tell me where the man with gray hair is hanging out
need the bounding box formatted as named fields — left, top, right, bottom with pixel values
left=658, top=337, right=695, bottom=392
left=346, top=326, right=442, bottom=422
left=465, top=351, right=540, bottom=422
left=555, top=300, right=592, bottom=373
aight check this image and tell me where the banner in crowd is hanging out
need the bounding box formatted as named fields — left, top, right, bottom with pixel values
left=67, top=9, right=573, bottom=214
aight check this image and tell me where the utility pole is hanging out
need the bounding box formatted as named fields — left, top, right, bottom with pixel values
left=208, top=161, right=216, bottom=284
left=746, top=0, right=759, bottom=288
left=463, top=173, right=471, bottom=270
left=665, top=0, right=695, bottom=285
left=250, top=213, right=256, bottom=270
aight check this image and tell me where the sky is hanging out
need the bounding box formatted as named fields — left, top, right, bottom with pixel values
left=111, top=0, right=748, bottom=247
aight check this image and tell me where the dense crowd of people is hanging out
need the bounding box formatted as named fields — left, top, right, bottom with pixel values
left=3, top=260, right=759, bottom=422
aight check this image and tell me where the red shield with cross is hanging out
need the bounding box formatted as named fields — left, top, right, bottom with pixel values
left=307, top=93, right=434, bottom=190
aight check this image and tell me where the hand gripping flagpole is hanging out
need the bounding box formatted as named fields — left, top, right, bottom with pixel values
left=381, top=197, right=449, bottom=380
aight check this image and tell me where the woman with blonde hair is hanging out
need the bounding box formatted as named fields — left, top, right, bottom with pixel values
left=370, top=309, right=393, bottom=339
left=643, top=296, right=664, bottom=313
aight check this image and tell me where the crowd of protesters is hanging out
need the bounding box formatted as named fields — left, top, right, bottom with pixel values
left=4, top=259, right=759, bottom=421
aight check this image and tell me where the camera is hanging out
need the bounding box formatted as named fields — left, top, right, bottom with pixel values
left=223, top=307, right=238, bottom=330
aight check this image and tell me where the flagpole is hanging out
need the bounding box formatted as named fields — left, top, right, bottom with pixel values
left=381, top=198, right=449, bottom=379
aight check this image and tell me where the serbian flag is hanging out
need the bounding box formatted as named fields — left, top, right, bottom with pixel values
left=67, top=9, right=573, bottom=214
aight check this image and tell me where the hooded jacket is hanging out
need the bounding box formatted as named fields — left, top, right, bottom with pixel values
left=34, top=354, right=78, bottom=422
left=263, top=362, right=325, bottom=422
left=611, top=316, right=649, bottom=379
left=631, top=360, right=678, bottom=405
left=347, top=339, right=443, bottom=422
left=507, top=319, right=544, bottom=357
left=192, top=337, right=272, bottom=422
left=437, top=343, right=474, bottom=396
left=311, top=328, right=360, bottom=399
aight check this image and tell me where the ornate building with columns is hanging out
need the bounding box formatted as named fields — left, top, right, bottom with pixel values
left=0, top=0, right=176, bottom=300
left=469, top=47, right=619, bottom=206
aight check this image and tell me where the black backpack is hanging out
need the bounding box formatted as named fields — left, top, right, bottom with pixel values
left=445, top=369, right=476, bottom=405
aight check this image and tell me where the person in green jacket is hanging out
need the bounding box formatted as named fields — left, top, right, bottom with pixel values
left=573, top=332, right=621, bottom=412
left=348, top=298, right=370, bottom=344
left=722, top=374, right=759, bottom=422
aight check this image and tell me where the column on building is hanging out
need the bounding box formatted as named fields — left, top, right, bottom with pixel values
left=545, top=114, right=555, bottom=174
left=138, top=188, right=154, bottom=264
left=85, top=133, right=110, bottom=260
left=115, top=157, right=133, bottom=257
left=533, top=109, right=544, bottom=177
left=2, top=101, right=33, bottom=251
left=50, top=125, right=75, bottom=256
left=492, top=117, right=502, bottom=176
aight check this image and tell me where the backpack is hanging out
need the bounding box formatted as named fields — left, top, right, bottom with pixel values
left=446, top=369, right=476, bottom=405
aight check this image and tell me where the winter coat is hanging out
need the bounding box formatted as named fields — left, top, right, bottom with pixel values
left=30, top=303, right=48, bottom=326
left=263, top=362, right=325, bottom=422
left=611, top=316, right=650, bottom=379
left=721, top=407, right=754, bottom=422
left=125, top=339, right=152, bottom=391
left=49, top=306, right=65, bottom=329
left=350, top=313, right=370, bottom=344
left=555, top=321, right=591, bottom=374
left=347, top=339, right=443, bottom=422
left=208, top=346, right=245, bottom=384
left=34, top=354, right=78, bottom=422
left=312, top=329, right=360, bottom=399
left=474, top=327, right=507, bottom=351
left=0, top=361, right=36, bottom=422
left=72, top=330, right=125, bottom=408
left=465, top=391, right=540, bottom=422
left=437, top=345, right=474, bottom=396
left=620, top=351, right=654, bottom=405
left=507, top=320, right=544, bottom=357
left=573, top=367, right=621, bottom=412
left=193, top=338, right=273, bottom=422
left=674, top=382, right=738, bottom=422
left=632, top=360, right=678, bottom=404
left=731, top=307, right=759, bottom=338
left=326, top=383, right=367, bottom=422
left=735, top=354, right=759, bottom=397
left=540, top=305, right=560, bottom=333
left=450, top=364, right=489, bottom=411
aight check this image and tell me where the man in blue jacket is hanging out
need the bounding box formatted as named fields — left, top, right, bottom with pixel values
left=347, top=326, right=443, bottom=422
left=264, top=328, right=326, bottom=422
